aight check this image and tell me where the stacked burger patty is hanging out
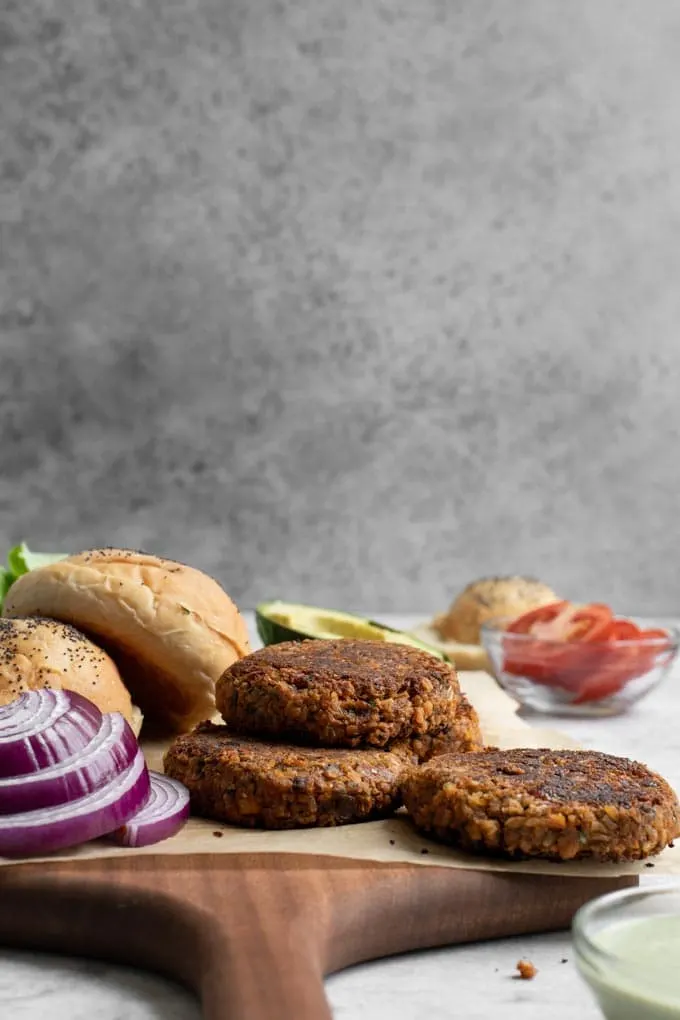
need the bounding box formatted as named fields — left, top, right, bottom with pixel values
left=164, top=639, right=482, bottom=829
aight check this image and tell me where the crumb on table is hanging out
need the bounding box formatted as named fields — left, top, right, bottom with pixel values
left=516, top=959, right=537, bottom=980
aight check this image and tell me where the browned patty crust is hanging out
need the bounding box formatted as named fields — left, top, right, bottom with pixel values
left=163, top=722, right=409, bottom=829
left=398, top=694, right=483, bottom=763
left=215, top=639, right=460, bottom=749
left=401, top=748, right=680, bottom=861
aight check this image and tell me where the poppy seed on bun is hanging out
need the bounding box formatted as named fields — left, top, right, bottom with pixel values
left=3, top=548, right=251, bottom=733
left=0, top=615, right=140, bottom=731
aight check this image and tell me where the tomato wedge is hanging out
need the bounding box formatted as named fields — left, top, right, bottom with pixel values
left=504, top=602, right=614, bottom=682
left=625, top=627, right=672, bottom=686
left=569, top=655, right=635, bottom=703
left=504, top=603, right=567, bottom=679
left=602, top=619, right=641, bottom=641
left=566, top=627, right=671, bottom=704
left=508, top=602, right=613, bottom=643
left=502, top=601, right=672, bottom=704
left=638, top=628, right=672, bottom=643
left=506, top=602, right=570, bottom=634
left=503, top=639, right=572, bottom=683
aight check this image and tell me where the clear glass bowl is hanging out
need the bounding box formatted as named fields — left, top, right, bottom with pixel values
left=480, top=618, right=678, bottom=716
left=573, top=883, right=680, bottom=1019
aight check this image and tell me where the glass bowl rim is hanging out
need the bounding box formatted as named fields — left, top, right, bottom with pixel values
left=480, top=617, right=680, bottom=651
left=573, top=882, right=680, bottom=968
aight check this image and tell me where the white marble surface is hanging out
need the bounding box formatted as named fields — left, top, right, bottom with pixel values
left=1, top=613, right=678, bottom=1019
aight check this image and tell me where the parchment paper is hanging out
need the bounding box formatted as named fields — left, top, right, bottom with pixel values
left=2, top=672, right=678, bottom=878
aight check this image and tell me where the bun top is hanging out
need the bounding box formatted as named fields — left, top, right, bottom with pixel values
left=3, top=548, right=251, bottom=733
left=433, top=576, right=559, bottom=645
left=0, top=616, right=136, bottom=725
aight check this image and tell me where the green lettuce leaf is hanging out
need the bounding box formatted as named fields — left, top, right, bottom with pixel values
left=0, top=570, right=13, bottom=605
left=0, top=543, right=68, bottom=610
left=7, top=542, right=67, bottom=578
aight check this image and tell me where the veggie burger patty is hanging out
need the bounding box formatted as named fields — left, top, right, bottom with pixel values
left=395, top=693, right=483, bottom=763
left=215, top=638, right=462, bottom=750
left=164, top=722, right=408, bottom=829
left=401, top=748, right=680, bottom=862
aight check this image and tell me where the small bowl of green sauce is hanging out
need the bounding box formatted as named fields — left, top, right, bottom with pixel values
left=574, top=883, right=680, bottom=1019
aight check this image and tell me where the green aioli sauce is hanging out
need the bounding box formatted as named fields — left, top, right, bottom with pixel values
left=583, top=917, right=680, bottom=1019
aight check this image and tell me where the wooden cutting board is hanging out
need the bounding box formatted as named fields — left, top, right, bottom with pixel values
left=0, top=669, right=638, bottom=1016
left=0, top=851, right=634, bottom=1019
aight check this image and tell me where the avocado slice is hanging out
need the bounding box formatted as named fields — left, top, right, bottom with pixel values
left=255, top=600, right=449, bottom=661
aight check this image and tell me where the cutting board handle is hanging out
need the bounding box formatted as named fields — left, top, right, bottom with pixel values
left=200, top=916, right=331, bottom=1020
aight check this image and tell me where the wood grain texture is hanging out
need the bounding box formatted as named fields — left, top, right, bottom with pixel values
left=0, top=853, right=635, bottom=1019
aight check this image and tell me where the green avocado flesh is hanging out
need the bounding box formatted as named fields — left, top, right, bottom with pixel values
left=255, top=601, right=448, bottom=661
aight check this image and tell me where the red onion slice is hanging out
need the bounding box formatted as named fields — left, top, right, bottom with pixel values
left=0, top=747, right=150, bottom=857
left=0, top=712, right=139, bottom=815
left=108, top=771, right=190, bottom=848
left=0, top=689, right=102, bottom=778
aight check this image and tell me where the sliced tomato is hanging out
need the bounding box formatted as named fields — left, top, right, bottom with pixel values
left=506, top=602, right=570, bottom=634
left=602, top=619, right=642, bottom=641
left=532, top=603, right=614, bottom=643
left=503, top=604, right=672, bottom=703
left=503, top=638, right=573, bottom=683
left=507, top=602, right=614, bottom=643
left=503, top=601, right=570, bottom=679
left=568, top=618, right=645, bottom=697
left=513, top=643, right=611, bottom=695
left=504, top=602, right=614, bottom=680
left=570, top=662, right=632, bottom=703
left=628, top=627, right=673, bottom=679
left=637, top=628, right=671, bottom=643
left=567, top=603, right=615, bottom=642
left=570, top=627, right=671, bottom=704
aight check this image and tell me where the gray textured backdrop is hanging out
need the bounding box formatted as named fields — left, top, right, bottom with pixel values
left=2, top=0, right=680, bottom=614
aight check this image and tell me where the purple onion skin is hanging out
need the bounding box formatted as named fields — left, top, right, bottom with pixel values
left=113, top=798, right=191, bottom=848
left=0, top=690, right=103, bottom=779
left=0, top=750, right=151, bottom=858
left=109, top=772, right=191, bottom=848
left=0, top=714, right=139, bottom=816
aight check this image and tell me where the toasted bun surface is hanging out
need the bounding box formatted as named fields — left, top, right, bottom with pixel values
left=0, top=616, right=136, bottom=726
left=432, top=576, right=559, bottom=646
left=3, top=549, right=251, bottom=733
